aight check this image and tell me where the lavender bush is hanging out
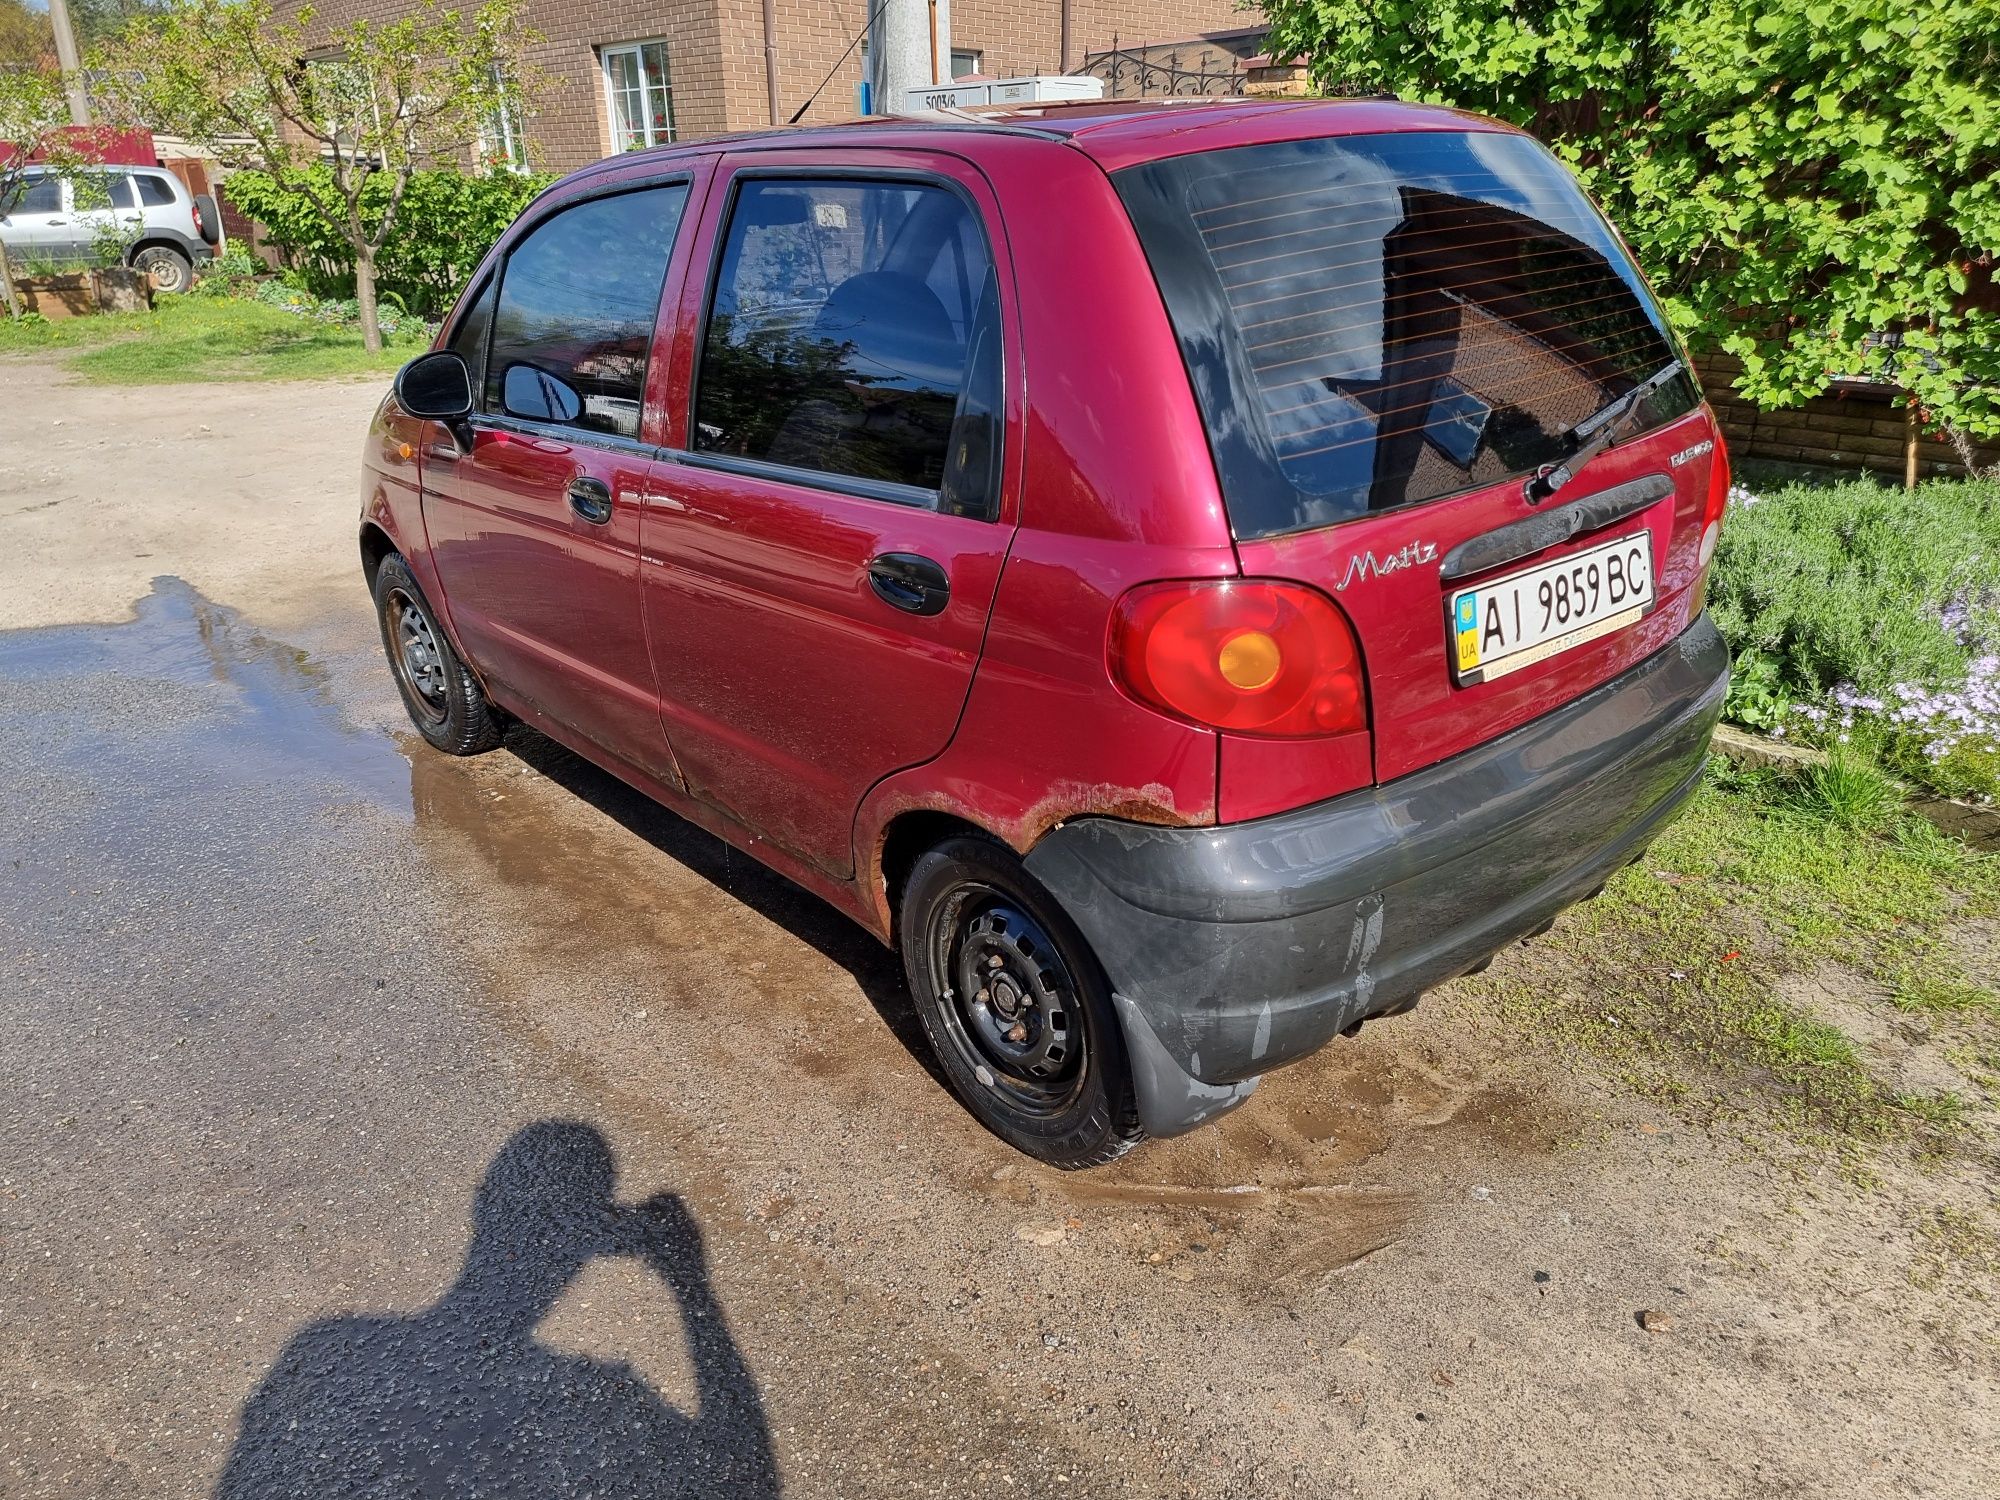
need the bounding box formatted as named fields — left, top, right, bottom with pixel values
left=1708, top=474, right=2000, bottom=802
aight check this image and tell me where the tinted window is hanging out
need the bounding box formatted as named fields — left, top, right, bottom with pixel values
left=449, top=276, right=497, bottom=404
left=73, top=171, right=134, bottom=212
left=15, top=175, right=60, bottom=215
left=134, top=174, right=178, bottom=207
left=1119, top=132, right=1698, bottom=538
left=693, top=178, right=999, bottom=503
left=485, top=185, right=689, bottom=440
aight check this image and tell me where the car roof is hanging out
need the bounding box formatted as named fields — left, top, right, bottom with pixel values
left=561, top=96, right=1515, bottom=188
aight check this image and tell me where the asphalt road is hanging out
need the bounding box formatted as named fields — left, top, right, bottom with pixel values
left=2, top=364, right=1993, bottom=1498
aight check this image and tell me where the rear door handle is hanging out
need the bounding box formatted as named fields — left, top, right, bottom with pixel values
left=867, top=552, right=950, bottom=616
left=568, top=475, right=613, bottom=525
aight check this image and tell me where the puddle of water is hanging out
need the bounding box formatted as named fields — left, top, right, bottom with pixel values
left=0, top=576, right=1552, bottom=1298
left=0, top=575, right=413, bottom=819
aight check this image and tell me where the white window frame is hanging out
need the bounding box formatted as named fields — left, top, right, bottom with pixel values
left=601, top=39, right=676, bottom=153
left=479, top=64, right=528, bottom=172
left=950, top=48, right=982, bottom=78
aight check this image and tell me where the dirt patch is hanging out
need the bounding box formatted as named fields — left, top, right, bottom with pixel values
left=1785, top=965, right=1977, bottom=1098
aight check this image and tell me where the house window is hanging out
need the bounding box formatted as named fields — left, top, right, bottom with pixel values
left=481, top=65, right=527, bottom=171
left=603, top=41, right=675, bottom=152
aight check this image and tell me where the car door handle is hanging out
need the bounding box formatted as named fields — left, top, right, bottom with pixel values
left=568, top=476, right=613, bottom=525
left=867, top=552, right=950, bottom=616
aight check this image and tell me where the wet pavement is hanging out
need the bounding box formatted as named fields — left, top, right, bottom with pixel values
left=4, top=572, right=1995, bottom=1498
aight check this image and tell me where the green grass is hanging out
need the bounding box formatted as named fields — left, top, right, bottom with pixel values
left=0, top=296, right=424, bottom=383
left=1470, top=757, right=2000, bottom=1157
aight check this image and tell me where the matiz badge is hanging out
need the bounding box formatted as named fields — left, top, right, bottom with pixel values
left=1337, top=540, right=1438, bottom=591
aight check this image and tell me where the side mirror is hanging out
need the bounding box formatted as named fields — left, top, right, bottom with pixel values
left=501, top=362, right=583, bottom=425
left=394, top=350, right=474, bottom=422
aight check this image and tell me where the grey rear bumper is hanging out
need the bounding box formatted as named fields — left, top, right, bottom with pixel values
left=1025, top=614, right=1730, bottom=1137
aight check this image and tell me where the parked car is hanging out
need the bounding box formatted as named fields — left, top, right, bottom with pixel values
left=362, top=97, right=1731, bottom=1167
left=0, top=164, right=221, bottom=293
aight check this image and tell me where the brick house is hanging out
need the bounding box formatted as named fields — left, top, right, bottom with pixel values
left=275, top=0, right=1270, bottom=173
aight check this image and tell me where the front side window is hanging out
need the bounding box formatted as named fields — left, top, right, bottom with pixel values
left=13, top=174, right=60, bottom=215
left=603, top=41, right=675, bottom=152
left=1119, top=131, right=1698, bottom=538
left=692, top=176, right=1002, bottom=510
left=449, top=275, right=497, bottom=399
left=484, top=185, right=689, bottom=440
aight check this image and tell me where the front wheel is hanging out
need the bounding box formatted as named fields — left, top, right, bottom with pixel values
left=372, top=553, right=503, bottom=756
left=900, top=836, right=1144, bottom=1168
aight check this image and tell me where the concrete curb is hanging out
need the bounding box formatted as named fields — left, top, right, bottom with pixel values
left=1708, top=725, right=2000, bottom=852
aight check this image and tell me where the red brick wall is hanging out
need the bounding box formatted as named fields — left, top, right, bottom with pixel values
left=274, top=0, right=1265, bottom=169
left=1697, top=353, right=2000, bottom=481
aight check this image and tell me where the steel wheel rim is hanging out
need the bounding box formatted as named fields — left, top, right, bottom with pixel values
left=387, top=587, right=449, bottom=723
left=928, top=882, right=1087, bottom=1117
left=139, top=251, right=185, bottom=292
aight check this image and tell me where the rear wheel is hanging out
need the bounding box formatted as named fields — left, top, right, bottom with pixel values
left=131, top=244, right=192, bottom=294
left=900, top=836, right=1144, bottom=1168
left=372, top=553, right=502, bottom=756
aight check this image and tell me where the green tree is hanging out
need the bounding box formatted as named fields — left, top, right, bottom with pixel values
left=0, top=0, right=55, bottom=66
left=224, top=162, right=552, bottom=317
left=0, top=63, right=82, bottom=317
left=94, top=0, right=541, bottom=351
left=1260, top=0, right=2000, bottom=443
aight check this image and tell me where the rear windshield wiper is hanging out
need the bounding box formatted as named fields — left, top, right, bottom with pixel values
left=1525, top=361, right=1684, bottom=502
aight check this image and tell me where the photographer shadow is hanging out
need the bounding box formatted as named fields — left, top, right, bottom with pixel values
left=215, top=1121, right=780, bottom=1499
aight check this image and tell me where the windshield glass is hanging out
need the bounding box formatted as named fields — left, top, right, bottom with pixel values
left=1117, top=130, right=1698, bottom=539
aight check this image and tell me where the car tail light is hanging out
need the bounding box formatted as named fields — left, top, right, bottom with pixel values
left=191, top=198, right=206, bottom=240
left=1109, top=579, right=1367, bottom=737
left=1698, top=418, right=1730, bottom=569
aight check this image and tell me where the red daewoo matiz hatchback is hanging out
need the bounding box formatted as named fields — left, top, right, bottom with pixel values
left=363, top=97, right=1730, bottom=1167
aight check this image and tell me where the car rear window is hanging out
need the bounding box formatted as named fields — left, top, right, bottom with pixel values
left=1116, top=131, right=1698, bottom=539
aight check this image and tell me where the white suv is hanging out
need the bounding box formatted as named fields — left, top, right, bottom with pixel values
left=0, top=164, right=223, bottom=294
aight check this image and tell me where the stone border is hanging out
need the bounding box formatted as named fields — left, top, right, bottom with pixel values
left=1709, top=724, right=2000, bottom=852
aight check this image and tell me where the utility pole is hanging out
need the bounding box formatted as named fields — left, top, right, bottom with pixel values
left=868, top=0, right=948, bottom=114
left=47, top=0, right=93, bottom=127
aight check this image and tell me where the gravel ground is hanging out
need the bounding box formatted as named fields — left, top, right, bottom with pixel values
left=1, top=358, right=1994, bottom=1498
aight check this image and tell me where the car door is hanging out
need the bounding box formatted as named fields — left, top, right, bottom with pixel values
left=66, top=171, right=140, bottom=263
left=419, top=169, right=703, bottom=788
left=641, top=153, right=1018, bottom=877
left=1, top=172, right=69, bottom=264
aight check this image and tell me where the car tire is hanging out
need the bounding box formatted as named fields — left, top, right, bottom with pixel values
left=131, top=244, right=193, bottom=294
left=372, top=553, right=503, bottom=757
left=900, top=835, right=1145, bottom=1169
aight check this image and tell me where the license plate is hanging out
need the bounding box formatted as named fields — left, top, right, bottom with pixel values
left=1450, top=531, right=1654, bottom=685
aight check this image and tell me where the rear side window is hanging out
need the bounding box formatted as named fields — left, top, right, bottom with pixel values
left=1118, top=131, right=1698, bottom=538
left=485, top=184, right=689, bottom=440
left=72, top=171, right=136, bottom=212
left=692, top=177, right=1001, bottom=511
left=134, top=174, right=178, bottom=207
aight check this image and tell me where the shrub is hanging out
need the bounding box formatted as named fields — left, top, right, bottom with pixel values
left=225, top=165, right=553, bottom=319
left=1708, top=474, right=2000, bottom=800
left=1259, top=0, right=2000, bottom=444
